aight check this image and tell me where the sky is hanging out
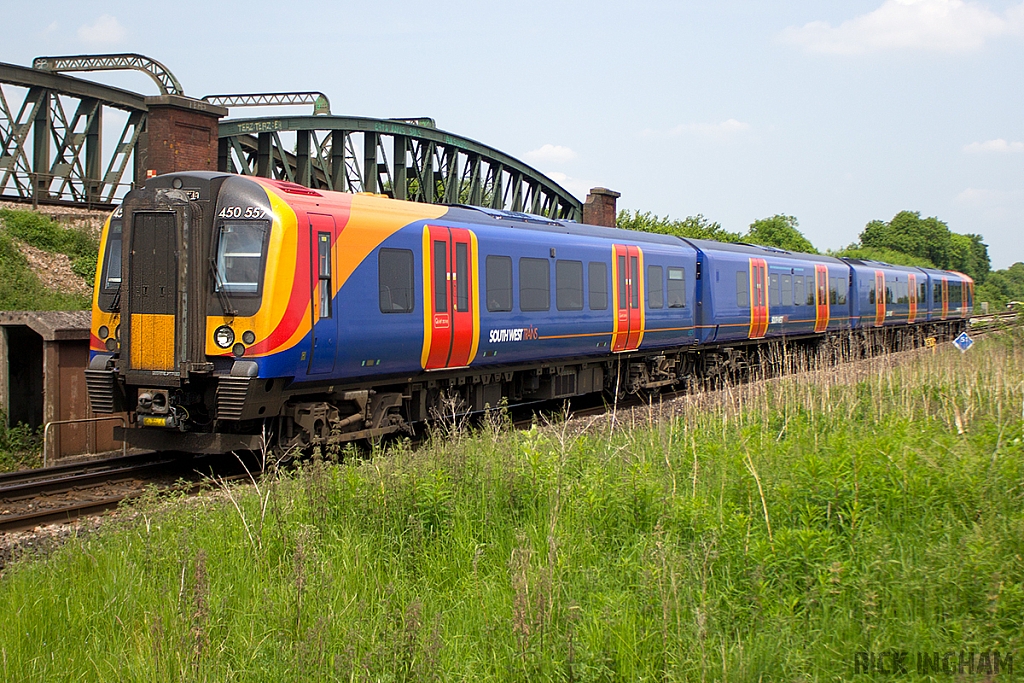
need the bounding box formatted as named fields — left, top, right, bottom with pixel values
left=3, top=0, right=1023, bottom=268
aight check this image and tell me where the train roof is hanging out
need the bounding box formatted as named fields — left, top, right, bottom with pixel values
left=840, top=257, right=923, bottom=273
left=442, top=206, right=692, bottom=248
left=681, top=238, right=846, bottom=265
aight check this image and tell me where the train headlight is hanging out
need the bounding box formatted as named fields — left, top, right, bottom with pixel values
left=98, top=325, right=109, bottom=339
left=214, top=325, right=235, bottom=349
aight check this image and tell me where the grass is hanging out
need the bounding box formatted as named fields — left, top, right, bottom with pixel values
left=0, top=419, right=41, bottom=472
left=1, top=331, right=1022, bottom=681
left=0, top=208, right=95, bottom=310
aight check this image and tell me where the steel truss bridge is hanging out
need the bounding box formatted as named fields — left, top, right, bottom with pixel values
left=1, top=54, right=582, bottom=220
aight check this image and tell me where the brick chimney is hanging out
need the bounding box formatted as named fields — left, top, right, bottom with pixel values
left=583, top=187, right=620, bottom=227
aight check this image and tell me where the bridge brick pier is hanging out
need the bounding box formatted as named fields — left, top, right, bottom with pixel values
left=143, top=95, right=227, bottom=176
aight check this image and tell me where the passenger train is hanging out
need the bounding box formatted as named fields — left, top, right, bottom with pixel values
left=87, top=172, right=973, bottom=453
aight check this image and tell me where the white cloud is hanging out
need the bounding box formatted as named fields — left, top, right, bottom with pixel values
left=77, top=15, right=127, bottom=46
left=42, top=22, right=59, bottom=36
left=651, top=118, right=751, bottom=140
left=779, top=0, right=1024, bottom=54
left=543, top=171, right=591, bottom=201
left=963, top=138, right=1024, bottom=153
left=524, top=144, right=577, bottom=165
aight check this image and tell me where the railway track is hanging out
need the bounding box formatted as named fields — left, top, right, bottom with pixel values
left=0, top=452, right=252, bottom=532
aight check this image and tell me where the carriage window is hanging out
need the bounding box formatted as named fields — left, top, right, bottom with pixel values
left=589, top=261, right=608, bottom=310
left=618, top=256, right=627, bottom=308
left=919, top=282, right=927, bottom=304
left=807, top=276, right=816, bottom=306
left=215, top=221, right=268, bottom=293
left=102, top=223, right=122, bottom=290
left=456, top=242, right=469, bottom=312
left=829, top=277, right=838, bottom=305
left=647, top=265, right=664, bottom=309
left=317, top=232, right=332, bottom=319
left=838, top=277, right=848, bottom=305
left=667, top=267, right=686, bottom=308
left=934, top=284, right=941, bottom=306
left=630, top=256, right=639, bottom=309
left=556, top=260, right=584, bottom=311
left=378, top=248, right=414, bottom=313
left=433, top=240, right=447, bottom=313
left=520, top=257, right=550, bottom=311
left=885, top=283, right=893, bottom=305
left=781, top=274, right=793, bottom=306
left=486, top=255, right=512, bottom=312
left=769, top=273, right=780, bottom=307
left=736, top=270, right=749, bottom=308
left=793, top=275, right=805, bottom=307
left=869, top=282, right=876, bottom=305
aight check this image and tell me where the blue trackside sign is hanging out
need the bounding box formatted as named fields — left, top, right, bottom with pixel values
left=953, top=331, right=974, bottom=353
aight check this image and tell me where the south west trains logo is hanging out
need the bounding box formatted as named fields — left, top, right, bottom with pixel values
left=488, top=326, right=539, bottom=344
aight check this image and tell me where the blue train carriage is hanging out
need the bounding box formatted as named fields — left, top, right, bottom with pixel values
left=350, top=205, right=702, bottom=403
left=842, top=258, right=923, bottom=329
left=684, top=239, right=852, bottom=346
left=916, top=266, right=973, bottom=323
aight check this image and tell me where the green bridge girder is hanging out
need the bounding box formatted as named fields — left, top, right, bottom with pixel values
left=0, top=55, right=583, bottom=220
left=219, top=116, right=582, bottom=220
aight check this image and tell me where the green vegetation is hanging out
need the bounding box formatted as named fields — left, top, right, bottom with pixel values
left=617, top=210, right=743, bottom=242
left=976, top=263, right=1024, bottom=311
left=0, top=418, right=41, bottom=472
left=619, top=205, right=1024, bottom=309
left=745, top=214, right=817, bottom=253
left=616, top=211, right=817, bottom=253
left=858, top=211, right=990, bottom=282
left=2, top=332, right=1022, bottom=681
left=827, top=245, right=936, bottom=269
left=0, top=208, right=96, bottom=310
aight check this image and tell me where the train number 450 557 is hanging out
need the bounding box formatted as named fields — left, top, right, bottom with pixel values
left=218, top=206, right=266, bottom=219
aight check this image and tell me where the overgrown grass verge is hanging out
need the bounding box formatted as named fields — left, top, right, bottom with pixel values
left=1, top=333, right=1023, bottom=681
left=0, top=208, right=95, bottom=310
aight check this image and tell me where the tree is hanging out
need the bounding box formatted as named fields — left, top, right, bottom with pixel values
left=617, top=210, right=742, bottom=243
left=829, top=245, right=935, bottom=269
left=857, top=211, right=991, bottom=283
left=975, top=262, right=1024, bottom=309
left=744, top=214, right=817, bottom=253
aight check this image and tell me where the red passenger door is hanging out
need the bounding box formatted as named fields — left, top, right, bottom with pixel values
left=748, top=258, right=768, bottom=338
left=814, top=264, right=830, bottom=333
left=941, top=277, right=949, bottom=320
left=421, top=225, right=479, bottom=370
left=908, top=273, right=917, bottom=323
left=874, top=270, right=886, bottom=327
left=612, top=244, right=644, bottom=352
